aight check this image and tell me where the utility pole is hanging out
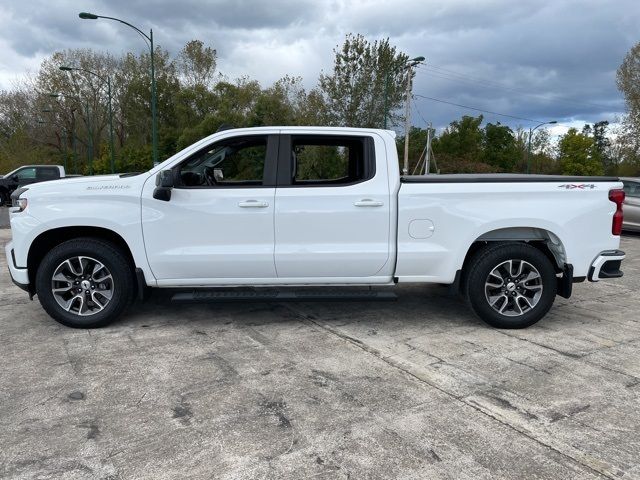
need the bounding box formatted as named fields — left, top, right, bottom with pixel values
left=402, top=67, right=412, bottom=175
left=402, top=56, right=424, bottom=176
left=424, top=122, right=433, bottom=175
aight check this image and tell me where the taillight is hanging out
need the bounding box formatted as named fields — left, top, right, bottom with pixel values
left=609, top=189, right=625, bottom=235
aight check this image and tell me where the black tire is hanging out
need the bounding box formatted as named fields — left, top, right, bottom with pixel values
left=464, top=242, right=557, bottom=329
left=35, top=238, right=134, bottom=328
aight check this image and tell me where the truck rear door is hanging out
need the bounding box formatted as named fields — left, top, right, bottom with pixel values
left=273, top=133, right=391, bottom=279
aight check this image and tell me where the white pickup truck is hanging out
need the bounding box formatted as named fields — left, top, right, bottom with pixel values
left=5, top=127, right=626, bottom=329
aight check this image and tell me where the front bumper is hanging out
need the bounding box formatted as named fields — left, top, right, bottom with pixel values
left=5, top=240, right=30, bottom=291
left=588, top=250, right=625, bottom=282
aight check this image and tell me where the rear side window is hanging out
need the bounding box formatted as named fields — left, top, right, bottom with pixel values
left=37, top=167, right=60, bottom=180
left=289, top=136, right=373, bottom=186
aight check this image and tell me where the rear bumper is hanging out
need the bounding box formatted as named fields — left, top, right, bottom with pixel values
left=5, top=241, right=29, bottom=291
left=588, top=250, right=625, bottom=282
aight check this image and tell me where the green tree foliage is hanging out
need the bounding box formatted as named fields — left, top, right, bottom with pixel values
left=429, top=115, right=499, bottom=173
left=558, top=128, right=603, bottom=175
left=319, top=34, right=409, bottom=128
left=482, top=122, right=519, bottom=171
left=591, top=121, right=614, bottom=174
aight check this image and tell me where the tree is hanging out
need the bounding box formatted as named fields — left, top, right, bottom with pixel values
left=433, top=115, right=484, bottom=159
left=557, top=128, right=603, bottom=175
left=482, top=122, right=519, bottom=171
left=318, top=34, right=409, bottom=128
left=526, top=127, right=557, bottom=174
left=610, top=117, right=640, bottom=176
left=591, top=121, right=614, bottom=174
left=617, top=42, right=640, bottom=131
left=177, top=40, right=217, bottom=88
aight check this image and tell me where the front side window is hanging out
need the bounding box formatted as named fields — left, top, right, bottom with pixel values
left=16, top=168, right=36, bottom=180
left=290, top=136, right=370, bottom=186
left=178, top=136, right=267, bottom=187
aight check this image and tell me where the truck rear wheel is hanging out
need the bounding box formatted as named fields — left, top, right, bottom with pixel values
left=35, top=238, right=134, bottom=328
left=464, top=242, right=557, bottom=329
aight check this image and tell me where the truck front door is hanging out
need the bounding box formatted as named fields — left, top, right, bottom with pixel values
left=141, top=134, right=279, bottom=283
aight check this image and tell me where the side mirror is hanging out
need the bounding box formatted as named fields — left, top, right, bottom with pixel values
left=155, top=169, right=174, bottom=187
left=153, top=169, right=173, bottom=201
left=11, top=175, right=18, bottom=183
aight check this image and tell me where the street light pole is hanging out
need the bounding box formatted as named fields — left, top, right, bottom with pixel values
left=79, top=12, right=158, bottom=167
left=527, top=120, right=557, bottom=174
left=150, top=28, right=158, bottom=167
left=60, top=66, right=116, bottom=173
left=402, top=56, right=425, bottom=176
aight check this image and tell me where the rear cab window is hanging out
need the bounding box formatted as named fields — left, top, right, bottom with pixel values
left=37, top=167, right=61, bottom=180
left=278, top=134, right=376, bottom=186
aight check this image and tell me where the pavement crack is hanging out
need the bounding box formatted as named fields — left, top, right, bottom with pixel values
left=281, top=304, right=618, bottom=480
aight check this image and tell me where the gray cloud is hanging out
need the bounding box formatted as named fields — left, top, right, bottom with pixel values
left=0, top=0, right=636, bottom=132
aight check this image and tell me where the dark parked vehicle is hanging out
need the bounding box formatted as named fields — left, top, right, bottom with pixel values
left=0, top=165, right=65, bottom=205
left=621, top=178, right=640, bottom=232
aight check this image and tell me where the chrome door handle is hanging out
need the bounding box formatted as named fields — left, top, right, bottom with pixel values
left=238, top=200, right=269, bottom=208
left=354, top=199, right=384, bottom=207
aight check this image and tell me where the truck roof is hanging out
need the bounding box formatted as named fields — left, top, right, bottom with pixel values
left=211, top=126, right=397, bottom=137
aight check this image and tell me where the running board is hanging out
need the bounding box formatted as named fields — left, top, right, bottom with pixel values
left=171, top=288, right=397, bottom=303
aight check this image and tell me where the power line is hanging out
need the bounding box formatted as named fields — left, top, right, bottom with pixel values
left=414, top=93, right=578, bottom=132
left=414, top=94, right=544, bottom=123
left=412, top=98, right=429, bottom=126
left=415, top=64, right=622, bottom=111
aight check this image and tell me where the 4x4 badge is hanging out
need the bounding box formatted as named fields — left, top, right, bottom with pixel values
left=558, top=184, right=596, bottom=189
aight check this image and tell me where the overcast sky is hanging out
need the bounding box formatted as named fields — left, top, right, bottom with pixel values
left=0, top=0, right=637, bottom=135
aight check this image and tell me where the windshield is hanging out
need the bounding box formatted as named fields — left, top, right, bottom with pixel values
left=1, top=167, right=20, bottom=178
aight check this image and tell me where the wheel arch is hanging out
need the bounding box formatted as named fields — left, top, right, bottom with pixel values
left=27, top=226, right=136, bottom=286
left=460, top=227, right=567, bottom=280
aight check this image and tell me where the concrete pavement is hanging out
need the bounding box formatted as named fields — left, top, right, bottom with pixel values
left=1, top=226, right=639, bottom=479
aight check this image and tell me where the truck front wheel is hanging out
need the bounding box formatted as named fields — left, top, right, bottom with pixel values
left=464, top=242, right=557, bottom=329
left=35, top=238, right=134, bottom=328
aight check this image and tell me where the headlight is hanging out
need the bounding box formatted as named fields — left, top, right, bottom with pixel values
left=13, top=197, right=28, bottom=212
left=10, top=187, right=28, bottom=212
